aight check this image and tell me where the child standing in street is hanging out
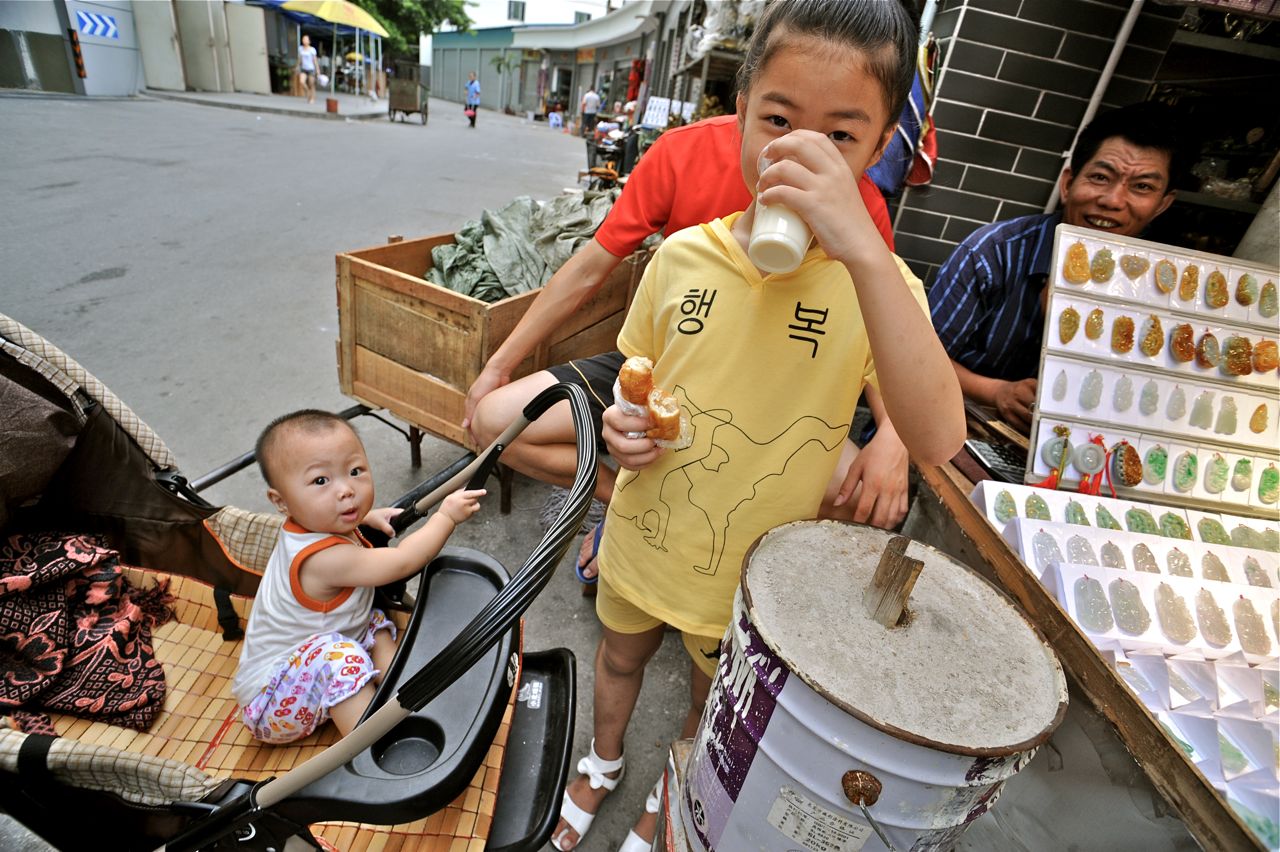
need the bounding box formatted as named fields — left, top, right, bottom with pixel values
left=232, top=410, right=484, bottom=744
left=464, top=71, right=481, bottom=128
left=551, top=2, right=965, bottom=850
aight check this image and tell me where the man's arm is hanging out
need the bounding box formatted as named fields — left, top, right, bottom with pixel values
left=952, top=359, right=1037, bottom=433
left=463, top=239, right=623, bottom=426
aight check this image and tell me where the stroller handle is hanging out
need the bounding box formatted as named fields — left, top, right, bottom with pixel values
left=158, top=382, right=597, bottom=850
left=385, top=413, right=530, bottom=536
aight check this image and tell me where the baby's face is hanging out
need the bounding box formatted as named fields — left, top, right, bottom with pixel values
left=267, top=424, right=374, bottom=536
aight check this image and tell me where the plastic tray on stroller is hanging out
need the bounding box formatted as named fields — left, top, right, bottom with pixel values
left=0, top=312, right=594, bottom=851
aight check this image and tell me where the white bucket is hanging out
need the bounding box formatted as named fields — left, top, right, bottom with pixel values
left=682, top=521, right=1068, bottom=852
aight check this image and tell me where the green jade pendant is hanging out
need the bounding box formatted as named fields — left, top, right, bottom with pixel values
left=1203, top=454, right=1230, bottom=494
left=1095, top=505, right=1122, bottom=530
left=1144, top=445, right=1168, bottom=485
left=1260, top=464, right=1279, bottom=505
left=1172, top=452, right=1198, bottom=493
left=994, top=490, right=1018, bottom=524
left=1126, top=507, right=1159, bottom=535
left=1160, top=512, right=1192, bottom=540
left=1197, top=517, right=1230, bottom=545
left=1064, top=500, right=1090, bottom=526
left=1232, top=458, right=1253, bottom=492
left=1025, top=493, right=1052, bottom=521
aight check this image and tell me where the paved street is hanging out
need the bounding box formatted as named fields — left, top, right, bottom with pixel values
left=1, top=91, right=686, bottom=851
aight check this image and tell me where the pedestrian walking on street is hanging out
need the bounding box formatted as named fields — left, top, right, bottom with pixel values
left=580, top=85, right=601, bottom=137
left=464, top=71, right=480, bottom=128
left=298, top=35, right=318, bottom=104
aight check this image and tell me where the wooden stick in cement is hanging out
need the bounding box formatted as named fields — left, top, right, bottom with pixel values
left=863, top=535, right=923, bottom=628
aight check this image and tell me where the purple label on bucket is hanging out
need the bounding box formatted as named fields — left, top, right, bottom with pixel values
left=685, top=610, right=789, bottom=850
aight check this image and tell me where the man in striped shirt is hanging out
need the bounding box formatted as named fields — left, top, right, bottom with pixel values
left=930, top=103, right=1182, bottom=431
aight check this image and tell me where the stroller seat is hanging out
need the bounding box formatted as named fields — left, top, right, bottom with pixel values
left=1, top=312, right=588, bottom=851
left=44, top=560, right=517, bottom=848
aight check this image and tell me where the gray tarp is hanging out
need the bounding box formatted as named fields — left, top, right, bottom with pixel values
left=426, top=189, right=621, bottom=302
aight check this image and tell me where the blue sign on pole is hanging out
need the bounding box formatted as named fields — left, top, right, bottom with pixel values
left=76, top=10, right=120, bottom=39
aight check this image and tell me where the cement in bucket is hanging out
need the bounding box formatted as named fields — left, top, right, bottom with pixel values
left=682, top=521, right=1068, bottom=851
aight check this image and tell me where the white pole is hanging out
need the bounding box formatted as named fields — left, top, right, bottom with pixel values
left=1045, top=0, right=1145, bottom=213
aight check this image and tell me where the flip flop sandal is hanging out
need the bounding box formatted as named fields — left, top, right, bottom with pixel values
left=618, top=771, right=665, bottom=852
left=551, top=738, right=625, bottom=851
left=575, top=521, right=604, bottom=588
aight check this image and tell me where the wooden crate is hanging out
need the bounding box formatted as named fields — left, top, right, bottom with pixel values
left=337, top=233, right=649, bottom=447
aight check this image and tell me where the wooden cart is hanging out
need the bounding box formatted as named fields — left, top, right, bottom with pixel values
left=336, top=232, right=650, bottom=509
left=388, top=60, right=428, bottom=125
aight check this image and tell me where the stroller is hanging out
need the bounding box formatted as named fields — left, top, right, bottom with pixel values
left=0, top=312, right=596, bottom=850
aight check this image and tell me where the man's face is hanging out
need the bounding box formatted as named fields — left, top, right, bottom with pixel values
left=1060, top=137, right=1175, bottom=237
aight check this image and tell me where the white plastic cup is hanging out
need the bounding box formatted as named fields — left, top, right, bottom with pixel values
left=747, top=155, right=812, bottom=274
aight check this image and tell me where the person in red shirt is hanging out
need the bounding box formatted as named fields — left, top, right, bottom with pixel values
left=464, top=114, right=912, bottom=579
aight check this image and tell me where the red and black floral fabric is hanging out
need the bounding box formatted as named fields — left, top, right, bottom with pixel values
left=0, top=532, right=172, bottom=734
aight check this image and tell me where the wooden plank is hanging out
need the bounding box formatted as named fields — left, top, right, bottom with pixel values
left=338, top=254, right=356, bottom=394
left=351, top=346, right=469, bottom=446
left=352, top=283, right=477, bottom=387
left=548, top=314, right=625, bottom=367
left=336, top=241, right=649, bottom=449
left=914, top=460, right=1262, bottom=852
left=344, top=232, right=453, bottom=267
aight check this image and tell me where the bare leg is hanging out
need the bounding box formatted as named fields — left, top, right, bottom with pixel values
left=328, top=683, right=376, bottom=736
left=627, top=661, right=712, bottom=846
left=329, top=632, right=398, bottom=736
left=471, top=370, right=616, bottom=504
left=552, top=625, right=665, bottom=850
left=370, top=630, right=398, bottom=682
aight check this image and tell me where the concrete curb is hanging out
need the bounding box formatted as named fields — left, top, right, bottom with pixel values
left=142, top=89, right=386, bottom=122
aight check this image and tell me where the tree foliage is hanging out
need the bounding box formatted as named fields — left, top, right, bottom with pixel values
left=352, top=0, right=472, bottom=58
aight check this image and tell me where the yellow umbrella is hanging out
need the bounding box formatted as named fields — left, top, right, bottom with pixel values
left=281, top=0, right=389, bottom=37
left=345, top=51, right=364, bottom=61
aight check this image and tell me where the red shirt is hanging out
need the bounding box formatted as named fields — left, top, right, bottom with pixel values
left=595, top=114, right=894, bottom=257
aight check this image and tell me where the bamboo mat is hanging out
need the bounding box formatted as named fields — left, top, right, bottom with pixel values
left=48, top=569, right=510, bottom=850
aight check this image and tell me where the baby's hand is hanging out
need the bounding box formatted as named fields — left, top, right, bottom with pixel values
left=602, top=404, right=663, bottom=470
left=440, top=488, right=486, bottom=525
left=362, top=507, right=402, bottom=535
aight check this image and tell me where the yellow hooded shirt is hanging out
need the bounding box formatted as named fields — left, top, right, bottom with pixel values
left=597, top=211, right=928, bottom=637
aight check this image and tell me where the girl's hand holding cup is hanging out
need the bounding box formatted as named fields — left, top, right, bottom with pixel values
left=753, top=130, right=886, bottom=269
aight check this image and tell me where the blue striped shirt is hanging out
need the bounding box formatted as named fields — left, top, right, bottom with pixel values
left=930, top=212, right=1059, bottom=382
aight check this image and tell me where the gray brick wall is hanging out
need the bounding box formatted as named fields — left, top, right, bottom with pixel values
left=894, top=0, right=1181, bottom=285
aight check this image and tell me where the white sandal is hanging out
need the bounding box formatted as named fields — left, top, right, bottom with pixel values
left=618, top=774, right=664, bottom=852
left=551, top=739, right=625, bottom=851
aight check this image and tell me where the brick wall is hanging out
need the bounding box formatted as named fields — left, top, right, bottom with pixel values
left=893, top=0, right=1182, bottom=285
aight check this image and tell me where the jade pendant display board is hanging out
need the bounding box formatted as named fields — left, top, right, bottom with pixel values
left=1027, top=224, right=1280, bottom=520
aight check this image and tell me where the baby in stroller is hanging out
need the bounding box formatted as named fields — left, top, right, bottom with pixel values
left=234, top=410, right=485, bottom=742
